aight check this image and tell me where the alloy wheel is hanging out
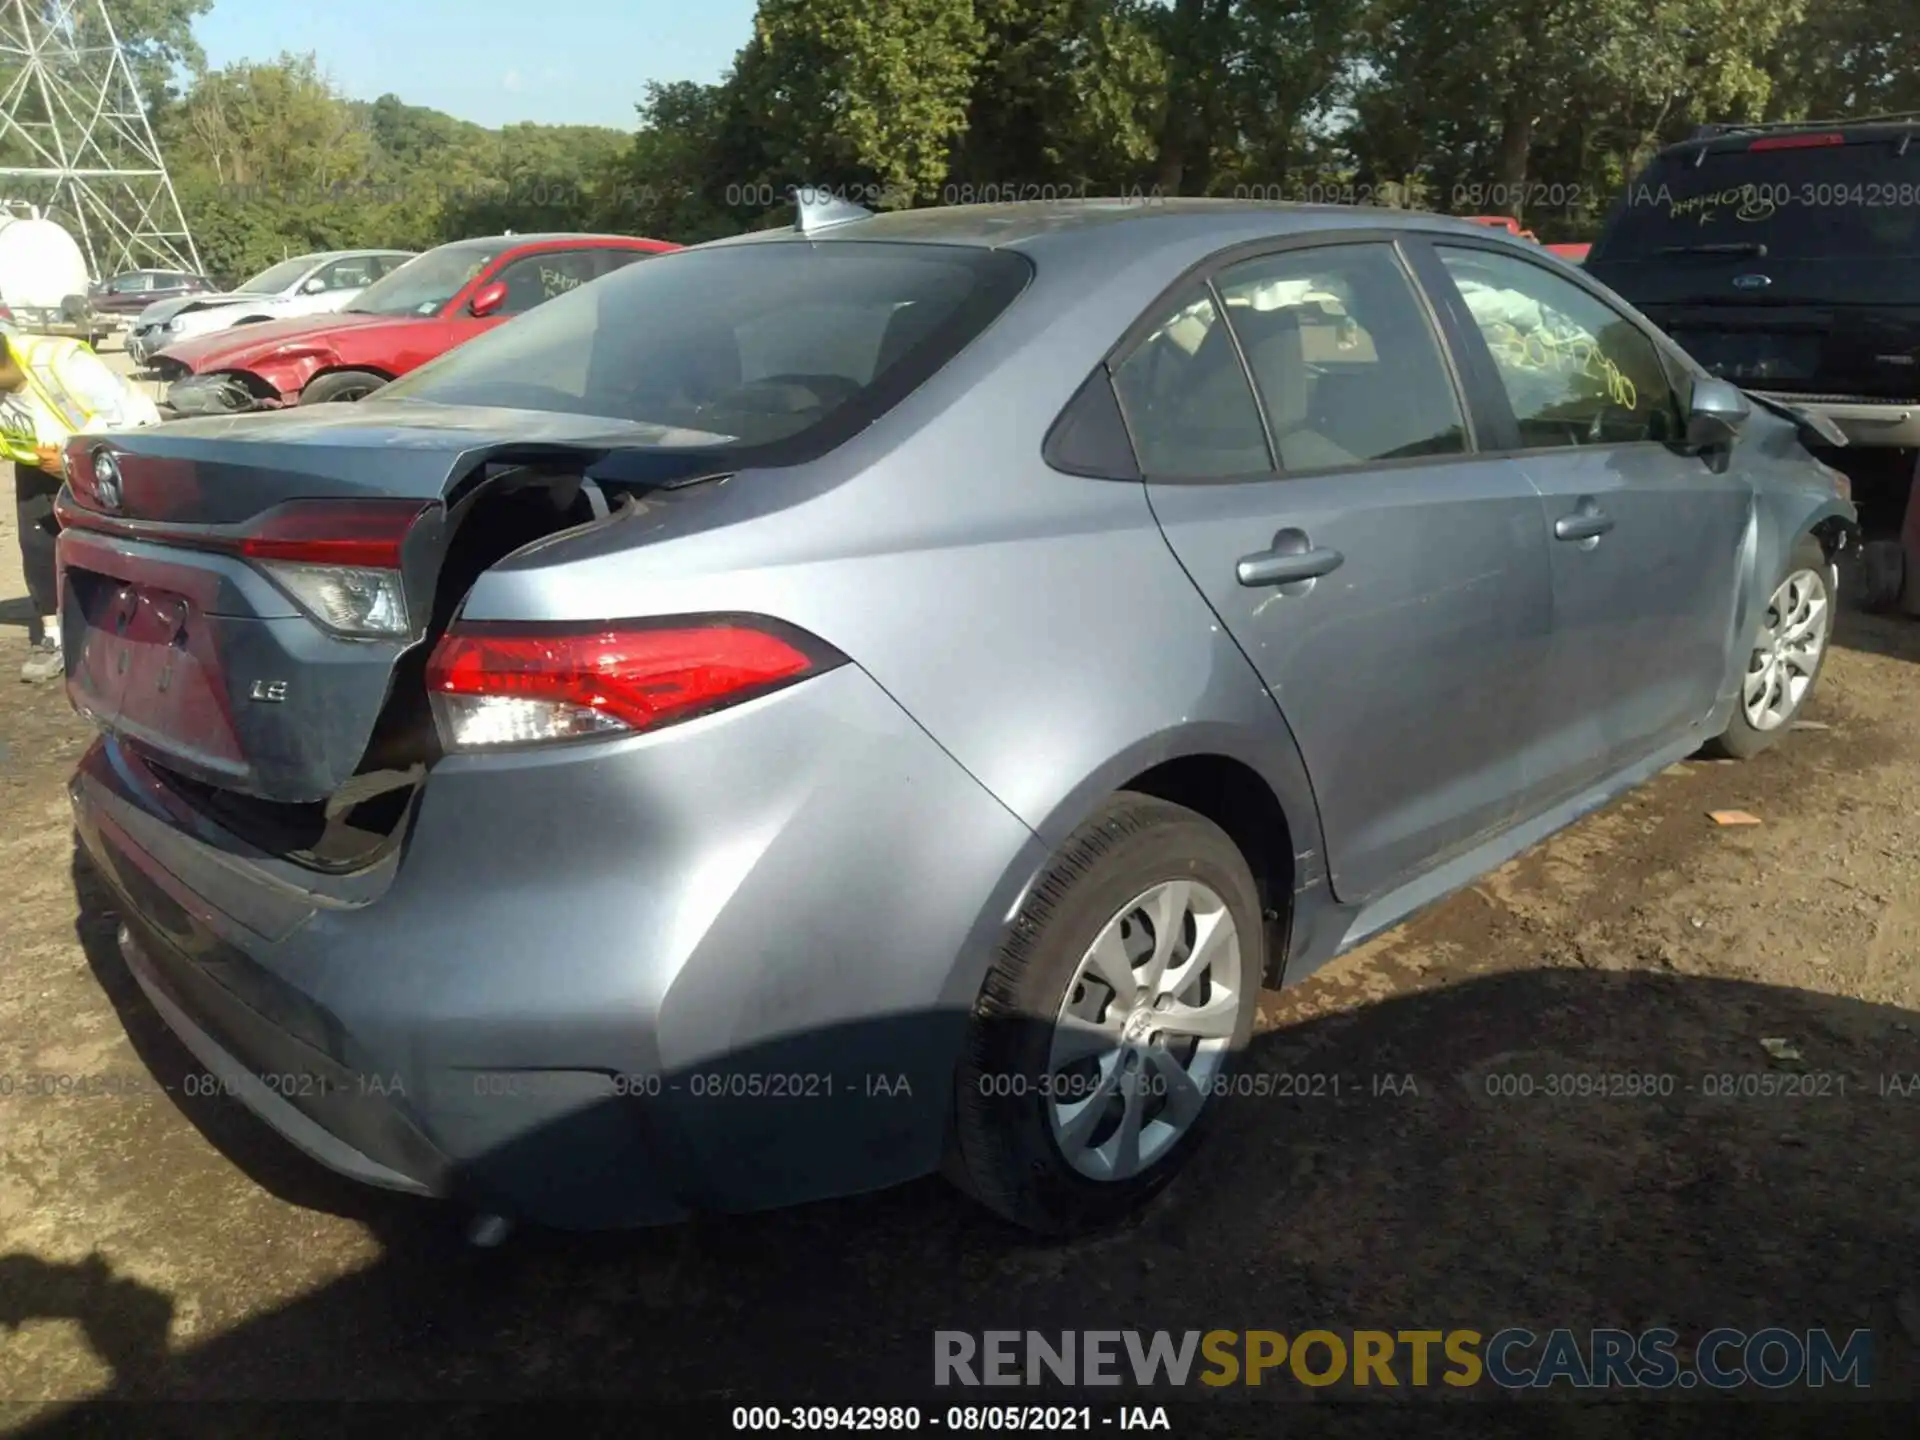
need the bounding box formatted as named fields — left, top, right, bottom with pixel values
left=1047, top=879, right=1242, bottom=1182
left=1742, top=566, right=1830, bottom=732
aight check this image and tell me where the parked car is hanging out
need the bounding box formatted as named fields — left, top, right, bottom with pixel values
left=1587, top=117, right=1920, bottom=448
left=152, top=233, right=676, bottom=414
left=125, top=249, right=417, bottom=365
left=90, top=268, right=216, bottom=324
left=58, top=199, right=1855, bottom=1238
left=1464, top=215, right=1590, bottom=265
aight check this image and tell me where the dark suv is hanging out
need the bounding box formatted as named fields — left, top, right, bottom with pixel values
left=1587, top=116, right=1920, bottom=449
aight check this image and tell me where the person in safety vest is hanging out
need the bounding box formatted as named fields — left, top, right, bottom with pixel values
left=5, top=322, right=161, bottom=682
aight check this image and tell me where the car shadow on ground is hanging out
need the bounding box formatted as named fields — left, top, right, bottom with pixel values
left=7, top=847, right=1919, bottom=1432
left=1822, top=595, right=1920, bottom=670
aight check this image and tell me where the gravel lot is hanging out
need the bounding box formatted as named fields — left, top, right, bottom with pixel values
left=2, top=378, right=1918, bottom=1424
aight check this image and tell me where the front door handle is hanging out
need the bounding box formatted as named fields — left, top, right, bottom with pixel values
left=1554, top=511, right=1614, bottom=542
left=1237, top=545, right=1345, bottom=588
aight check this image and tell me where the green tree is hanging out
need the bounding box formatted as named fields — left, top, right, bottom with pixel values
left=735, top=0, right=987, bottom=201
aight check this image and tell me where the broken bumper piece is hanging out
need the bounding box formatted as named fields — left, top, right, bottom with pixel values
left=166, top=373, right=278, bottom=417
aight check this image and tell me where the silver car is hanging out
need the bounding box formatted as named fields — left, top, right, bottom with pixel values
left=125, top=249, right=416, bottom=364
left=60, top=200, right=1856, bottom=1235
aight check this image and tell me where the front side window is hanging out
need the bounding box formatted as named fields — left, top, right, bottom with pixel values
left=1215, top=243, right=1467, bottom=471
left=1111, top=285, right=1271, bottom=478
left=1436, top=246, right=1682, bottom=448
left=315, top=257, right=379, bottom=291
left=378, top=240, right=1032, bottom=453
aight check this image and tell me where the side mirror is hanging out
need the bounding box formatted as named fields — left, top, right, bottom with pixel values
left=303, top=276, right=328, bottom=294
left=1684, top=376, right=1750, bottom=450
left=468, top=281, right=508, bottom=318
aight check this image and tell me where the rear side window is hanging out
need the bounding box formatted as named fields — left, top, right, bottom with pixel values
left=1111, top=285, right=1271, bottom=477
left=1214, top=243, right=1467, bottom=469
left=381, top=241, right=1032, bottom=453
left=1599, top=140, right=1920, bottom=260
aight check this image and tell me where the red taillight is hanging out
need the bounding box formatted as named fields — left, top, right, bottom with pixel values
left=237, top=499, right=428, bottom=567
left=1748, top=133, right=1845, bottom=151
left=424, top=617, right=843, bottom=750
left=55, top=491, right=430, bottom=638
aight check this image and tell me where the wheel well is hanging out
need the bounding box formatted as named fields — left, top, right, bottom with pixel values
left=1810, top=514, right=1857, bottom=563
left=1121, top=755, right=1294, bottom=986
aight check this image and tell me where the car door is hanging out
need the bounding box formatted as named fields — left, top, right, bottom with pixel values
left=107, top=272, right=150, bottom=312
left=1134, top=237, right=1555, bottom=905
left=1416, top=240, right=1751, bottom=804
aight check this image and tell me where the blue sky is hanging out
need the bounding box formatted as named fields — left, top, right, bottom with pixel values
left=196, top=0, right=758, bottom=130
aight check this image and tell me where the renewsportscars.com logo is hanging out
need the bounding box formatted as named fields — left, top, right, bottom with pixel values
left=934, top=1328, right=1873, bottom=1391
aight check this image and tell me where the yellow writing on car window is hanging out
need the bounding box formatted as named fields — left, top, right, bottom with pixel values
left=1667, top=185, right=1778, bottom=224
left=1482, top=322, right=1638, bottom=411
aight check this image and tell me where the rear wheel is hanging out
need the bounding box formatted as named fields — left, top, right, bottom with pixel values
left=1705, top=535, right=1834, bottom=760
left=301, top=370, right=388, bottom=405
left=949, top=793, right=1261, bottom=1234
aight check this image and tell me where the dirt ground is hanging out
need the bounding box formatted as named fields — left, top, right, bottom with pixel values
left=2, top=411, right=1919, bottom=1425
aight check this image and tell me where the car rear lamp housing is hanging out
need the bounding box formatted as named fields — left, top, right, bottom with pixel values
left=238, top=499, right=429, bottom=639
left=1747, top=133, right=1846, bottom=152
left=424, top=615, right=847, bottom=751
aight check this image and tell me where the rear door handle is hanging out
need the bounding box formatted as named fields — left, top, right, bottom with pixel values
left=1554, top=511, right=1614, bottom=542
left=1236, top=545, right=1345, bottom=587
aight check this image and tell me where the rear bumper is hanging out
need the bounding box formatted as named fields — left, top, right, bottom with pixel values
left=69, top=662, right=1044, bottom=1228
left=1751, top=392, right=1920, bottom=448
left=117, top=921, right=441, bottom=1196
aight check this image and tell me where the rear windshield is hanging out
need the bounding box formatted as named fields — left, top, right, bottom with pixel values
left=1597, top=139, right=1920, bottom=260
left=377, top=240, right=1034, bottom=451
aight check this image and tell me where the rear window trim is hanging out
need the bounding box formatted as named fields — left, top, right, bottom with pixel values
left=382, top=240, right=1035, bottom=472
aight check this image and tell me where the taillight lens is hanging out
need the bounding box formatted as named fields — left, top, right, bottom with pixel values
left=241, top=500, right=427, bottom=639
left=424, top=617, right=845, bottom=751
left=1748, top=133, right=1844, bottom=151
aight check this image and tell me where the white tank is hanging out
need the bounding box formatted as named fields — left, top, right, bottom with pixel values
left=0, top=215, right=90, bottom=310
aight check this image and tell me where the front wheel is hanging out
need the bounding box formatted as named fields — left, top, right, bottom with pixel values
left=948, top=793, right=1262, bottom=1234
left=1704, top=535, right=1835, bottom=760
left=300, top=369, right=388, bottom=405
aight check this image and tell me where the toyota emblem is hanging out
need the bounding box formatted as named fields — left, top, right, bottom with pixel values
left=92, top=449, right=123, bottom=511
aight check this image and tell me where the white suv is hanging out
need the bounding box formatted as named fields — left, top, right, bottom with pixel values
left=126, top=249, right=416, bottom=364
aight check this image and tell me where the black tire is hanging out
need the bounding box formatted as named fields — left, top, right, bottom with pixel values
left=300, top=370, right=388, bottom=405
left=1703, top=535, right=1835, bottom=761
left=948, top=792, right=1263, bottom=1235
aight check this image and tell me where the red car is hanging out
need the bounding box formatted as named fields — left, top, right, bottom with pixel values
left=1462, top=215, right=1589, bottom=265
left=155, top=232, right=677, bottom=414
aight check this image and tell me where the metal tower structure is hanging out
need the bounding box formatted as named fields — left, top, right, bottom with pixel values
left=0, top=0, right=201, bottom=279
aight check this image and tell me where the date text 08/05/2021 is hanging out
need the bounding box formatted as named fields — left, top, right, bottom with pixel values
left=729, top=1406, right=1170, bottom=1432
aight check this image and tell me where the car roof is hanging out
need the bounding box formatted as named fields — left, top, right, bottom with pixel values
left=269, top=249, right=413, bottom=268
left=439, top=233, right=656, bottom=251
left=1655, top=117, right=1920, bottom=161
left=699, top=198, right=1534, bottom=260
